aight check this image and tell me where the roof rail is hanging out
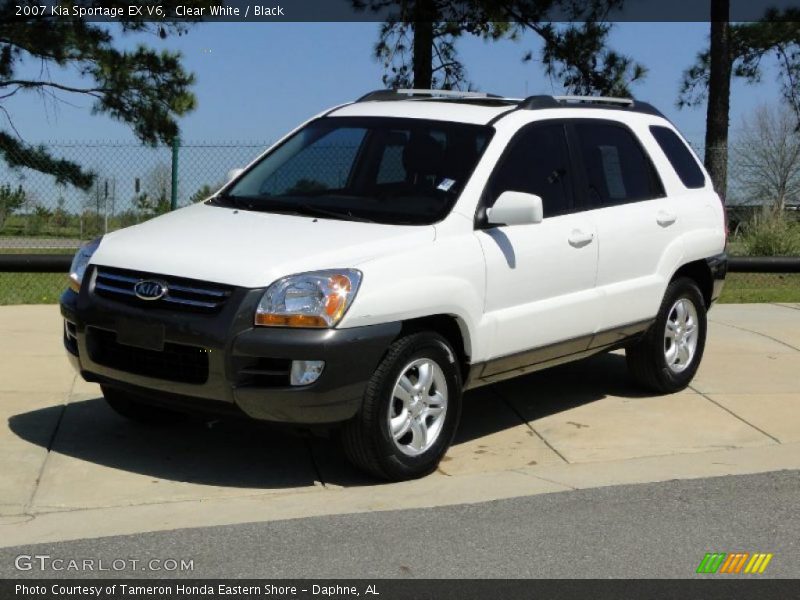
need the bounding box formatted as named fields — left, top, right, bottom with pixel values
left=357, top=88, right=503, bottom=102
left=518, top=94, right=664, bottom=117
left=555, top=95, right=634, bottom=106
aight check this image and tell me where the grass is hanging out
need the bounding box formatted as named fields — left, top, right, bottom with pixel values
left=0, top=248, right=76, bottom=254
left=718, top=272, right=800, bottom=303
left=0, top=272, right=67, bottom=305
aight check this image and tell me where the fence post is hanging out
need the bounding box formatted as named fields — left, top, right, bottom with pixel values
left=170, top=137, right=180, bottom=211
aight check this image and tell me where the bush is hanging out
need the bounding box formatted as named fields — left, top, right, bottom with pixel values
left=740, top=212, right=800, bottom=256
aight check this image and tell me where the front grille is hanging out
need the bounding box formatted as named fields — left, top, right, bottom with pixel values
left=93, top=267, right=232, bottom=312
left=87, top=328, right=209, bottom=384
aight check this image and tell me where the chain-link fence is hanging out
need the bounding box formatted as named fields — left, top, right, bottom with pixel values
left=1, top=139, right=798, bottom=304
left=0, top=140, right=269, bottom=246
left=0, top=141, right=270, bottom=302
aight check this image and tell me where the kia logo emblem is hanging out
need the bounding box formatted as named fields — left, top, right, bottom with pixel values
left=134, top=279, right=168, bottom=301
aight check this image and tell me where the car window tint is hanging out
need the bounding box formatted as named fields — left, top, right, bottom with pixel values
left=488, top=123, right=572, bottom=218
left=376, top=131, right=409, bottom=184
left=650, top=125, right=706, bottom=189
left=227, top=117, right=493, bottom=225
left=259, top=127, right=366, bottom=196
left=574, top=122, right=663, bottom=207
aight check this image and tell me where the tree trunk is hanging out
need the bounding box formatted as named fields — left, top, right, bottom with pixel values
left=704, top=0, right=732, bottom=202
left=412, top=0, right=434, bottom=89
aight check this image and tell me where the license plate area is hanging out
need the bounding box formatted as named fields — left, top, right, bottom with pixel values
left=115, top=318, right=165, bottom=351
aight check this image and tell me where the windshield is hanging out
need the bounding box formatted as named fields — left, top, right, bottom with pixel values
left=218, top=116, right=493, bottom=225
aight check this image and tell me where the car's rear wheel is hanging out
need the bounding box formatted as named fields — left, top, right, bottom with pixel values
left=341, top=331, right=462, bottom=481
left=626, top=277, right=707, bottom=394
left=102, top=385, right=185, bottom=425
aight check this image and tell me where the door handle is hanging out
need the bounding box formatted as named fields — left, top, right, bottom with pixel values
left=568, top=229, right=594, bottom=248
left=657, top=211, right=677, bottom=227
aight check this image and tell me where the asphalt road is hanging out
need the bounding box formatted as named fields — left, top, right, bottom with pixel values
left=1, top=470, right=798, bottom=579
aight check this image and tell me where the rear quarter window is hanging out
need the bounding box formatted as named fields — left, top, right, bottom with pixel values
left=649, top=125, right=706, bottom=189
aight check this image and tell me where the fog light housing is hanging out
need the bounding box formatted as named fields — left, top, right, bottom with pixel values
left=290, top=360, right=325, bottom=386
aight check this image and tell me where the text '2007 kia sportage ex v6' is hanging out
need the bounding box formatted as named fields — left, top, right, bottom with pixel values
left=61, top=90, right=727, bottom=481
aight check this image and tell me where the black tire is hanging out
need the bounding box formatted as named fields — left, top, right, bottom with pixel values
left=102, top=385, right=185, bottom=425
left=626, top=277, right=707, bottom=394
left=341, top=332, right=462, bottom=481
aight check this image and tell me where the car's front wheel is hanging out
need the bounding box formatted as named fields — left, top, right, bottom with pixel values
left=102, top=385, right=185, bottom=425
left=341, top=331, right=462, bottom=481
left=626, top=277, right=707, bottom=394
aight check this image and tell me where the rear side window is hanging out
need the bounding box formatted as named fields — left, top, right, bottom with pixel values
left=487, top=123, right=573, bottom=218
left=650, top=125, right=706, bottom=189
left=574, top=122, right=664, bottom=207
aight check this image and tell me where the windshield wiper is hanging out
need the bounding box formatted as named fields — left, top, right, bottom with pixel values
left=212, top=195, right=374, bottom=223
left=296, top=204, right=374, bottom=223
left=208, top=193, right=251, bottom=210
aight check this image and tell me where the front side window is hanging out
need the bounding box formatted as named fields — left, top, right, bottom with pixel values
left=574, top=122, right=664, bottom=207
left=221, top=117, right=492, bottom=225
left=485, top=122, right=573, bottom=218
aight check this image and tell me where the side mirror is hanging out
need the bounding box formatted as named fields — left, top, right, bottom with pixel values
left=486, top=191, right=543, bottom=226
left=226, top=168, right=245, bottom=183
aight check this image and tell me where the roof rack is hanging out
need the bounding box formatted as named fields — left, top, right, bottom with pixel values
left=352, top=89, right=665, bottom=119
left=357, top=88, right=504, bottom=102
left=519, top=94, right=663, bottom=117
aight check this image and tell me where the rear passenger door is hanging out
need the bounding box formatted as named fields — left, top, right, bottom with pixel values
left=570, top=120, right=679, bottom=330
left=478, top=121, right=600, bottom=366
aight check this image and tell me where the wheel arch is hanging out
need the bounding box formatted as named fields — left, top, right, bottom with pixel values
left=671, top=259, right=714, bottom=307
left=399, top=314, right=472, bottom=381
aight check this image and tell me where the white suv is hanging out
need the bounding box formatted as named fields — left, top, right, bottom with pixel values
left=61, top=90, right=727, bottom=481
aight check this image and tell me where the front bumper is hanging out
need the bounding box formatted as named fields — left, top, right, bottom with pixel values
left=60, top=271, right=400, bottom=424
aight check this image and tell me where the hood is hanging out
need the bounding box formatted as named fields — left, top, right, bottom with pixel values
left=90, top=202, right=436, bottom=288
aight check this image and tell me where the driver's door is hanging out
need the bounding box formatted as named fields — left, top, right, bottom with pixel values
left=476, top=121, right=600, bottom=374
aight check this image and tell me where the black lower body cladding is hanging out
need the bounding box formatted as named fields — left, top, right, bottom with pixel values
left=60, top=279, right=401, bottom=425
left=706, top=252, right=728, bottom=304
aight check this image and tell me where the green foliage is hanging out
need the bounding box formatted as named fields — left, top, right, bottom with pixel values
left=718, top=272, right=800, bottom=303
left=188, top=182, right=223, bottom=204
left=0, top=182, right=25, bottom=229
left=740, top=212, right=800, bottom=256
left=132, top=192, right=171, bottom=219
left=532, top=22, right=646, bottom=96
left=0, top=133, right=94, bottom=190
left=0, top=272, right=67, bottom=305
left=357, top=0, right=645, bottom=95
left=678, top=9, right=800, bottom=118
left=0, top=1, right=203, bottom=188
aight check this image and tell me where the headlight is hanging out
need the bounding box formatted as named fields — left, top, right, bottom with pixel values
left=255, top=269, right=362, bottom=328
left=68, top=237, right=102, bottom=292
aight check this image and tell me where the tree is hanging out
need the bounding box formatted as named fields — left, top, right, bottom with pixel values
left=510, top=2, right=647, bottom=96
left=52, top=196, right=69, bottom=228
left=679, top=4, right=800, bottom=199
left=732, top=104, right=800, bottom=212
left=0, top=1, right=203, bottom=190
left=133, top=163, right=172, bottom=218
left=0, top=182, right=25, bottom=229
left=188, top=182, right=223, bottom=204
left=356, top=0, right=645, bottom=95
left=362, top=1, right=511, bottom=89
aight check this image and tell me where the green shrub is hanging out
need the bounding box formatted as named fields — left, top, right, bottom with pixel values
left=740, top=212, right=800, bottom=256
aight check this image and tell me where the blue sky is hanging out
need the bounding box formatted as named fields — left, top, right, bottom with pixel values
left=6, top=21, right=787, bottom=148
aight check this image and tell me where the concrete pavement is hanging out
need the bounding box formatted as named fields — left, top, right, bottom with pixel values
left=0, top=303, right=799, bottom=547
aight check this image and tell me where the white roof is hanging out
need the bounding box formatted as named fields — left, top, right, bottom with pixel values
left=328, top=100, right=515, bottom=126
